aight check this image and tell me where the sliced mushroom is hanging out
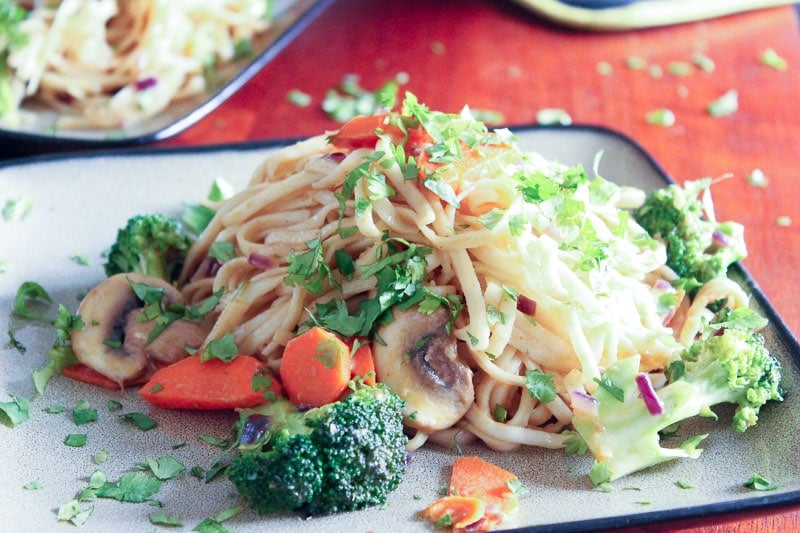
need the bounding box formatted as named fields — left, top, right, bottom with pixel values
left=71, top=273, right=189, bottom=387
left=123, top=312, right=208, bottom=365
left=373, top=307, right=474, bottom=432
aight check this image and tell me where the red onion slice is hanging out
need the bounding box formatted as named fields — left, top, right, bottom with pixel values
left=135, top=77, right=158, bottom=91
left=570, top=390, right=599, bottom=419
left=516, top=294, right=537, bottom=316
left=636, top=373, right=664, bottom=416
left=247, top=252, right=274, bottom=270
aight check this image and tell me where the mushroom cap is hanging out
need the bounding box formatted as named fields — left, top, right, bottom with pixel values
left=71, top=273, right=183, bottom=387
left=373, top=307, right=474, bottom=432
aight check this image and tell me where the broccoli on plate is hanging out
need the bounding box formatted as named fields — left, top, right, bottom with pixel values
left=572, top=306, right=783, bottom=483
left=227, top=383, right=408, bottom=516
left=104, top=213, right=193, bottom=283
left=633, top=179, right=746, bottom=289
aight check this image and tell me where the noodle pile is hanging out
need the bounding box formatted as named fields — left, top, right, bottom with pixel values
left=2, top=0, right=271, bottom=129
left=177, top=102, right=750, bottom=452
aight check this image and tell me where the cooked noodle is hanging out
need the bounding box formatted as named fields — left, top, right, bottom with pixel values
left=173, top=107, right=749, bottom=453
left=3, top=0, right=271, bottom=129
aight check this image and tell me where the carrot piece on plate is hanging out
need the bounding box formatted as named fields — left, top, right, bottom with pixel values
left=347, top=338, right=376, bottom=386
left=139, top=354, right=279, bottom=410
left=279, top=326, right=352, bottom=408
left=419, top=495, right=486, bottom=530
left=62, top=363, right=122, bottom=391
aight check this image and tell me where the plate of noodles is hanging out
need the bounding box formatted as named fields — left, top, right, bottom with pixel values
left=0, top=0, right=331, bottom=153
left=1, top=104, right=799, bottom=532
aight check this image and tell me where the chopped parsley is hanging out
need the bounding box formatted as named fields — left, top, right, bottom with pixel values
left=525, top=369, right=557, bottom=403
left=0, top=393, right=29, bottom=427
left=707, top=89, right=738, bottom=117
left=744, top=473, right=781, bottom=491
left=122, top=412, right=158, bottom=431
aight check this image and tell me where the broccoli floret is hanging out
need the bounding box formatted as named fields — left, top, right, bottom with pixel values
left=573, top=306, right=783, bottom=483
left=633, top=179, right=746, bottom=288
left=227, top=383, right=407, bottom=516
left=104, top=214, right=193, bottom=282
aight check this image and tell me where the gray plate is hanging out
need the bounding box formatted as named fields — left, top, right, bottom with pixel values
left=1, top=126, right=798, bottom=532
left=0, top=0, right=331, bottom=154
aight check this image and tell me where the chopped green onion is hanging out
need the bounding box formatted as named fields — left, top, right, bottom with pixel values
left=645, top=108, right=675, bottom=127
left=707, top=89, right=738, bottom=117
left=536, top=108, right=572, bottom=126
left=287, top=89, right=312, bottom=107
left=746, top=168, right=769, bottom=188
left=759, top=48, right=787, bottom=71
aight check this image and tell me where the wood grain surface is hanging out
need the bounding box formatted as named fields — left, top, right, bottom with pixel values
left=161, top=1, right=800, bottom=530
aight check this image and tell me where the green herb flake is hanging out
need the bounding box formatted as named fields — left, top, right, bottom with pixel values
left=44, top=404, right=66, bottom=414
left=430, top=40, right=446, bottom=55
left=746, top=168, right=769, bottom=188
left=122, top=412, right=158, bottom=431
left=57, top=499, right=93, bottom=526
left=70, top=253, right=91, bottom=266
left=208, top=241, right=236, bottom=263
left=676, top=480, right=693, bottom=489
left=536, top=108, right=572, bottom=126
left=147, top=455, right=186, bottom=480
left=13, top=281, right=53, bottom=322
left=107, top=399, right=123, bottom=412
left=493, top=403, right=508, bottom=422
left=645, top=108, right=675, bottom=127
left=667, top=61, right=693, bottom=77
left=198, top=434, right=229, bottom=448
left=200, top=332, right=239, bottom=363
left=194, top=506, right=241, bottom=532
left=707, top=89, right=738, bottom=118
left=692, top=52, right=715, bottom=73
left=64, top=433, right=88, bottom=447
left=776, top=215, right=792, bottom=227
left=72, top=400, right=98, bottom=425
left=97, top=471, right=162, bottom=503
left=285, top=88, right=312, bottom=108
left=434, top=512, right=453, bottom=528
left=149, top=511, right=183, bottom=527
left=625, top=56, right=647, bottom=70
left=744, top=473, right=781, bottom=491
left=525, top=369, right=557, bottom=403
left=594, top=376, right=625, bottom=402
left=596, top=61, right=613, bottom=76
left=93, top=448, right=110, bottom=465
left=759, top=48, right=788, bottom=71
left=562, top=430, right=588, bottom=455
left=0, top=259, right=12, bottom=273
left=0, top=394, right=29, bottom=427
left=2, top=197, right=32, bottom=222
left=23, top=479, right=43, bottom=490
left=589, top=461, right=613, bottom=489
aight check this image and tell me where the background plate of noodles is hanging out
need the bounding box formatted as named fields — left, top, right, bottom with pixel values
left=0, top=0, right=330, bottom=155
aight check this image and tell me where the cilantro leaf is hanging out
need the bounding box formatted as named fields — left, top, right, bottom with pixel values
left=0, top=393, right=29, bottom=427
left=97, top=472, right=162, bottom=503
left=525, top=369, right=557, bottom=403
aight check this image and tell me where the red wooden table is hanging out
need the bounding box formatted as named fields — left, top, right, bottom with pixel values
left=163, top=1, right=800, bottom=530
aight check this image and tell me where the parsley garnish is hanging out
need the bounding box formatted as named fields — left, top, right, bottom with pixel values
left=594, top=376, right=625, bottom=402
left=525, top=369, right=557, bottom=403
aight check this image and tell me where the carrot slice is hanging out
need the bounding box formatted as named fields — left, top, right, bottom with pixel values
left=279, top=326, right=352, bottom=408
left=449, top=456, right=522, bottom=525
left=62, top=363, right=122, bottom=391
left=419, top=495, right=486, bottom=529
left=347, top=338, right=376, bottom=386
left=329, top=114, right=401, bottom=150
left=138, top=354, right=278, bottom=410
